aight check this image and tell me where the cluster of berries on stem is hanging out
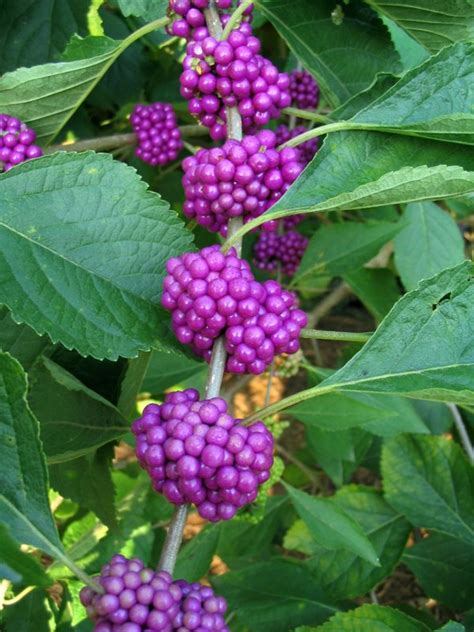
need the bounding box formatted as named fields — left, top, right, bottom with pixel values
left=0, top=114, right=43, bottom=172
left=253, top=229, right=308, bottom=277
left=133, top=389, right=273, bottom=522
left=162, top=245, right=307, bottom=374
left=80, top=554, right=229, bottom=631
left=288, top=68, right=320, bottom=110
left=182, top=130, right=303, bottom=234
left=130, top=103, right=183, bottom=166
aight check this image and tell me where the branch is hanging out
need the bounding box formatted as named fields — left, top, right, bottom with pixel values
left=157, top=0, right=245, bottom=575
left=300, top=329, right=372, bottom=343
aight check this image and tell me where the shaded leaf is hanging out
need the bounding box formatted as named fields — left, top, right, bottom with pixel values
left=394, top=202, right=465, bottom=290
left=365, top=0, right=474, bottom=52
left=382, top=434, right=474, bottom=545
left=0, top=0, right=90, bottom=74
left=0, top=307, right=49, bottom=370
left=28, top=357, right=127, bottom=462
left=0, top=352, right=63, bottom=560
left=284, top=484, right=380, bottom=565
left=303, top=603, right=431, bottom=631
left=0, top=152, right=193, bottom=360
left=117, top=0, right=168, bottom=20
left=213, top=558, right=339, bottom=632
left=404, top=533, right=474, bottom=611
left=175, top=525, right=221, bottom=583
left=257, top=0, right=400, bottom=107
left=0, top=523, right=52, bottom=586
left=295, top=221, right=403, bottom=284
left=343, top=268, right=401, bottom=323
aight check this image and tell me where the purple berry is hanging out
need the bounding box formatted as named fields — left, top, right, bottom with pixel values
left=0, top=114, right=42, bottom=172
left=289, top=69, right=319, bottom=110
left=130, top=102, right=183, bottom=167
left=132, top=390, right=274, bottom=520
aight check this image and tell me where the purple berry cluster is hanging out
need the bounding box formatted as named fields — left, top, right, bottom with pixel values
left=0, top=114, right=42, bottom=172
left=289, top=69, right=319, bottom=110
left=133, top=389, right=274, bottom=522
left=182, top=130, right=303, bottom=234
left=80, top=554, right=228, bottom=631
left=275, top=124, right=319, bottom=166
left=161, top=245, right=307, bottom=373
left=180, top=22, right=290, bottom=139
left=130, top=103, right=183, bottom=167
left=253, top=230, right=308, bottom=277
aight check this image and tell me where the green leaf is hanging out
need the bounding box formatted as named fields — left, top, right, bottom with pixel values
left=143, top=349, right=206, bottom=395
left=117, top=0, right=168, bottom=20
left=0, top=0, right=90, bottom=74
left=284, top=484, right=380, bottom=565
left=49, top=446, right=117, bottom=528
left=3, top=589, right=55, bottom=632
left=320, top=262, right=474, bottom=405
left=306, top=427, right=374, bottom=487
left=412, top=400, right=453, bottom=435
left=343, top=268, right=401, bottom=323
left=394, top=202, right=465, bottom=291
left=364, top=0, right=474, bottom=52
left=290, top=391, right=428, bottom=436
left=436, top=624, right=466, bottom=632
left=212, top=558, right=339, bottom=632
left=0, top=16, right=166, bottom=144
left=294, top=221, right=403, bottom=284
left=0, top=307, right=50, bottom=370
left=382, top=434, right=474, bottom=545
left=28, top=357, right=127, bottom=462
left=351, top=43, right=474, bottom=145
left=300, top=487, right=411, bottom=600
left=0, top=524, right=52, bottom=586
left=0, top=152, right=193, bottom=360
left=0, top=352, right=63, bottom=559
left=403, top=533, right=474, bottom=611
left=305, top=604, right=431, bottom=631
left=381, top=16, right=430, bottom=70
left=224, top=132, right=474, bottom=242
left=117, top=352, right=152, bottom=418
left=256, top=0, right=400, bottom=107
left=174, top=525, right=221, bottom=582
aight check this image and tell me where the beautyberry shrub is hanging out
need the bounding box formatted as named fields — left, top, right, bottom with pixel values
left=253, top=229, right=308, bottom=276
left=288, top=69, right=319, bottom=110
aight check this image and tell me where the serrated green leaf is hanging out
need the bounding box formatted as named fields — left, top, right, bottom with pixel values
left=350, top=43, right=474, bottom=145
left=0, top=524, right=52, bottom=586
left=224, top=132, right=474, bottom=242
left=304, top=604, right=431, bottom=631
left=403, top=533, right=474, bottom=611
left=300, top=487, right=411, bottom=600
left=365, top=0, right=474, bottom=52
left=294, top=221, right=403, bottom=284
left=28, top=357, right=127, bottom=462
left=213, top=558, right=339, bottom=632
left=256, top=0, right=400, bottom=107
left=0, top=152, right=193, bottom=360
left=343, top=267, right=401, bottom=323
left=319, top=262, right=474, bottom=405
left=284, top=484, right=380, bottom=565
left=0, top=0, right=90, bottom=74
left=0, top=352, right=64, bottom=560
left=0, top=307, right=50, bottom=370
left=394, top=202, right=465, bottom=290
left=382, top=434, right=474, bottom=545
